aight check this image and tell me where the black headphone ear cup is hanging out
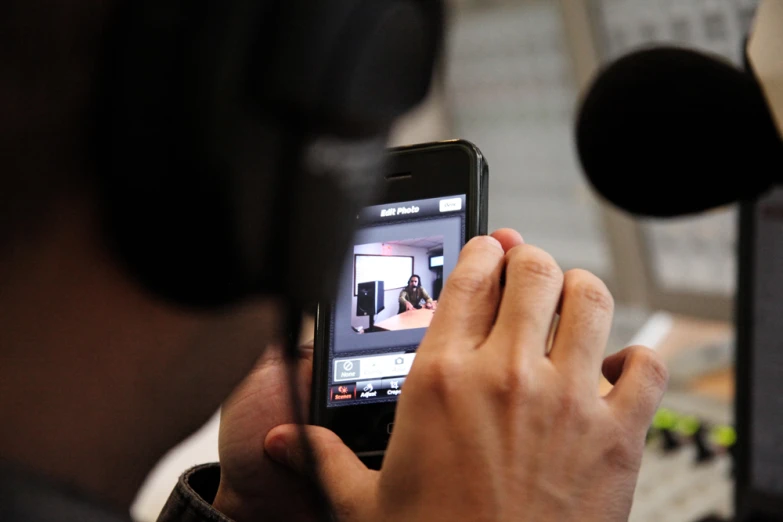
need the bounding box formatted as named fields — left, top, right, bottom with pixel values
left=96, top=0, right=286, bottom=308
left=101, top=126, right=287, bottom=308
left=97, top=0, right=444, bottom=309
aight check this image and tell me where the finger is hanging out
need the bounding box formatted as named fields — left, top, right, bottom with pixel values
left=548, top=270, right=614, bottom=392
left=491, top=229, right=524, bottom=290
left=603, top=346, right=669, bottom=429
left=491, top=244, right=564, bottom=360
left=265, top=425, right=374, bottom=515
left=424, top=235, right=506, bottom=351
left=298, top=342, right=314, bottom=362
left=490, top=228, right=525, bottom=252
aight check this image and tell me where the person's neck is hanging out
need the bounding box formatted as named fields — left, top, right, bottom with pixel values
left=0, top=206, right=172, bottom=510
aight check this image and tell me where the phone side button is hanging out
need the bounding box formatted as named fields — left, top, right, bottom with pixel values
left=386, top=422, right=394, bottom=435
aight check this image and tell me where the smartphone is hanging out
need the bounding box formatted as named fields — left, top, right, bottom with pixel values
left=310, top=139, right=488, bottom=466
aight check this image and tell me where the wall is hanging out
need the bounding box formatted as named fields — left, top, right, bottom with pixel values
left=351, top=243, right=438, bottom=329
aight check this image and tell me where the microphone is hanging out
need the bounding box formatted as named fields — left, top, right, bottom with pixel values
left=575, top=46, right=782, bottom=218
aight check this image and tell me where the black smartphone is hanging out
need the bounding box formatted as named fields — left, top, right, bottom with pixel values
left=310, top=139, right=488, bottom=466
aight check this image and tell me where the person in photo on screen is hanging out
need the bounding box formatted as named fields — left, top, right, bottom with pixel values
left=398, top=274, right=434, bottom=313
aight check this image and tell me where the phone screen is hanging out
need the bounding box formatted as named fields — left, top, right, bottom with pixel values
left=324, top=194, right=468, bottom=407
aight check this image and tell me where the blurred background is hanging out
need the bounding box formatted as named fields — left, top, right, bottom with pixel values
left=132, top=1, right=755, bottom=521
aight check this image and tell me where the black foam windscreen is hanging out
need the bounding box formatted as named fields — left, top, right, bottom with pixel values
left=576, top=46, right=782, bottom=218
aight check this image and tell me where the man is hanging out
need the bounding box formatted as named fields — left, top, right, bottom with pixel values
left=398, top=274, right=435, bottom=313
left=1, top=3, right=668, bottom=522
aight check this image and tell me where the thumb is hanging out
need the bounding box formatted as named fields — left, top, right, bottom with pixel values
left=265, top=424, right=375, bottom=510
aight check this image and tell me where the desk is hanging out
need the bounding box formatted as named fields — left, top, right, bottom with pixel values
left=375, top=306, right=436, bottom=331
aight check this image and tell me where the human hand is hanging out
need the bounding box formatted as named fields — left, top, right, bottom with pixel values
left=212, top=340, right=320, bottom=522
left=424, top=302, right=433, bottom=310
left=405, top=301, right=415, bottom=311
left=265, top=229, right=668, bottom=522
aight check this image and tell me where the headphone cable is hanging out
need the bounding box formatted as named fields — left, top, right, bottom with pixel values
left=283, top=302, right=335, bottom=521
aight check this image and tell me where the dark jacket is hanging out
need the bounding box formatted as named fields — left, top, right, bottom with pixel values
left=1, top=461, right=230, bottom=522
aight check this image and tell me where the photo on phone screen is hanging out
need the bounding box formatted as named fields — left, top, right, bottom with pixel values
left=325, top=194, right=467, bottom=406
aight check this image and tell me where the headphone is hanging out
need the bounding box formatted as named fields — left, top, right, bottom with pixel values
left=94, top=0, right=444, bottom=310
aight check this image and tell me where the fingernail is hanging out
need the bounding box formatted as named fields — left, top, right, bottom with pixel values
left=487, top=236, right=503, bottom=249
left=471, top=235, right=503, bottom=251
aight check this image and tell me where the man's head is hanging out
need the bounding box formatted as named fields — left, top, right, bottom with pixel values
left=409, top=275, right=421, bottom=289
left=0, top=0, right=443, bottom=511
left=0, top=1, right=285, bottom=508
